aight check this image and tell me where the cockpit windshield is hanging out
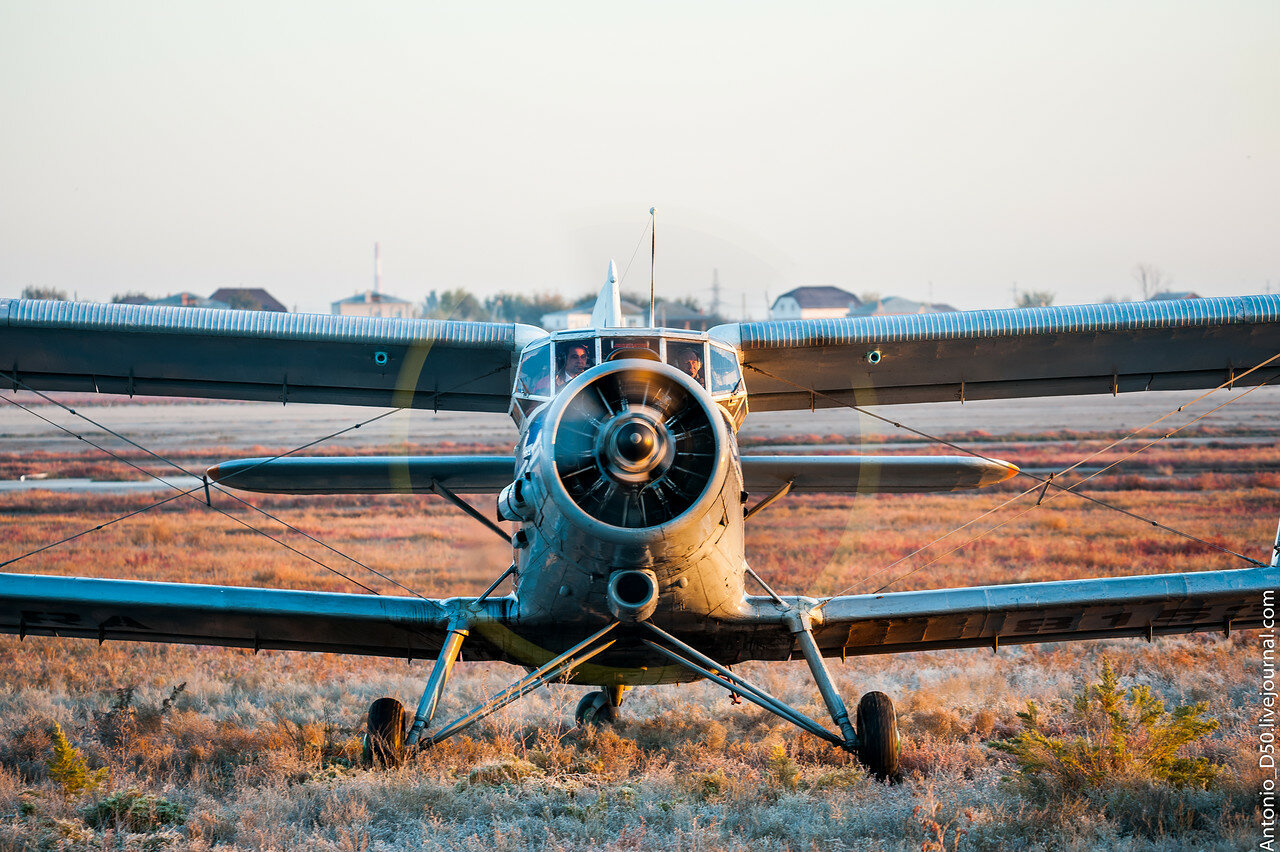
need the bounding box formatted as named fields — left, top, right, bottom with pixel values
left=602, top=337, right=659, bottom=363
left=511, top=332, right=744, bottom=427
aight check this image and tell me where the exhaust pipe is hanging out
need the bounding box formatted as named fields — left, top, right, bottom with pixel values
left=607, top=569, right=658, bottom=622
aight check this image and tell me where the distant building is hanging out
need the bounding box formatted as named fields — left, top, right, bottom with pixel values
left=332, top=290, right=415, bottom=319
left=539, top=305, right=592, bottom=330
left=1150, top=291, right=1201, bottom=301
left=541, top=299, right=647, bottom=330
left=653, top=301, right=718, bottom=331
left=848, top=296, right=957, bottom=317
left=770, top=286, right=860, bottom=321
left=210, top=287, right=287, bottom=312
left=147, top=293, right=231, bottom=309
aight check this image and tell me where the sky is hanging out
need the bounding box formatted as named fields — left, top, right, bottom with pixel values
left=1, top=1, right=1276, bottom=318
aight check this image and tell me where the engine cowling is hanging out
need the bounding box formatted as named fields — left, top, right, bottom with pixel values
left=538, top=360, right=728, bottom=539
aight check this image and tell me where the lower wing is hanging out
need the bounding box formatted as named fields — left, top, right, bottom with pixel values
left=805, top=564, right=1274, bottom=657
left=0, top=573, right=510, bottom=661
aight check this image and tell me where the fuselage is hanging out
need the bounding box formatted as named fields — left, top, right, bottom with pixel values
left=486, top=328, right=767, bottom=684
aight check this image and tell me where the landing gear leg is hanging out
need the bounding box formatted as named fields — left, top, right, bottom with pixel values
left=361, top=697, right=406, bottom=768
left=639, top=617, right=901, bottom=779
left=787, top=611, right=900, bottom=781
left=786, top=611, right=857, bottom=743
left=406, top=620, right=469, bottom=746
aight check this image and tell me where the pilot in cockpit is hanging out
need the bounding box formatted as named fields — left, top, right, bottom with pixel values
left=556, top=342, right=594, bottom=389
left=670, top=345, right=704, bottom=384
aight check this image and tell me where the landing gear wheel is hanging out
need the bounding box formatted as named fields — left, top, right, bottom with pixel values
left=855, top=691, right=900, bottom=782
left=574, top=690, right=619, bottom=727
left=362, top=697, right=406, bottom=768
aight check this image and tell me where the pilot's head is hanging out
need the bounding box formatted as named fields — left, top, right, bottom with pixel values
left=677, top=348, right=702, bottom=380
left=564, top=344, right=592, bottom=378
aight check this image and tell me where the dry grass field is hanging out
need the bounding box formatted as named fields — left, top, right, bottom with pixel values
left=0, top=407, right=1274, bottom=850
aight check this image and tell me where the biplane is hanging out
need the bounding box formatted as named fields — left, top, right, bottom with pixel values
left=1, top=267, right=1277, bottom=779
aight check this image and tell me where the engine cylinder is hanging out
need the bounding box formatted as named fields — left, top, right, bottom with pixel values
left=497, top=475, right=535, bottom=522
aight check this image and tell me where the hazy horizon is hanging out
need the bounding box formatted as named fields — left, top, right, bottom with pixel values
left=2, top=2, right=1276, bottom=318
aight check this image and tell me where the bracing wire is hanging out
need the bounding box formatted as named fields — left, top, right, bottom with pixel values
left=0, top=387, right=428, bottom=597
left=618, top=218, right=653, bottom=286
left=776, top=354, right=1280, bottom=607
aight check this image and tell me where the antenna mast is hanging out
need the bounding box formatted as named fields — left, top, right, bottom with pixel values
left=649, top=207, right=656, bottom=327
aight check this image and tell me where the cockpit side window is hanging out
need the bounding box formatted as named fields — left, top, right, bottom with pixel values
left=708, top=345, right=742, bottom=395
left=515, top=343, right=552, bottom=398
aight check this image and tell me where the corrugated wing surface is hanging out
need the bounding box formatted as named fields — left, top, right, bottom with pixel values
left=711, top=295, right=1280, bottom=410
left=0, top=299, right=545, bottom=412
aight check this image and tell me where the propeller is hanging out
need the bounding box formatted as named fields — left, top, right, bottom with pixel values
left=550, top=363, right=719, bottom=529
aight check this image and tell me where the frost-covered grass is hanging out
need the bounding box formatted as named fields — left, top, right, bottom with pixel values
left=0, top=435, right=1272, bottom=850
left=0, top=637, right=1263, bottom=850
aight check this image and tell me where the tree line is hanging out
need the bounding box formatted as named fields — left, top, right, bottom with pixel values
left=19, top=264, right=1177, bottom=315
left=16, top=286, right=704, bottom=324
left=420, top=289, right=704, bottom=323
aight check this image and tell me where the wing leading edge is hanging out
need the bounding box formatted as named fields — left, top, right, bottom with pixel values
left=0, top=299, right=544, bottom=413
left=711, top=295, right=1280, bottom=411
left=204, top=454, right=1017, bottom=495
left=1, top=565, right=1271, bottom=665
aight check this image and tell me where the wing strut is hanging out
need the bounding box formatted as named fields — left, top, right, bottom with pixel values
left=420, top=622, right=620, bottom=746
left=743, top=479, right=793, bottom=521
left=429, top=480, right=510, bottom=543
left=640, top=620, right=858, bottom=751
left=639, top=622, right=842, bottom=745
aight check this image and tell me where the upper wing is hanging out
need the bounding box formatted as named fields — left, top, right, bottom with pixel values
left=0, top=299, right=544, bottom=413
left=0, top=572, right=513, bottom=660
left=802, top=565, right=1274, bottom=657
left=710, top=295, right=1280, bottom=411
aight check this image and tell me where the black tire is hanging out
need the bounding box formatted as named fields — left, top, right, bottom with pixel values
left=855, top=691, right=900, bottom=781
left=574, top=691, right=619, bottom=727
left=362, top=697, right=406, bottom=768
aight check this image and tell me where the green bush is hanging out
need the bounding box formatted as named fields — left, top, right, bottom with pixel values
left=687, top=769, right=729, bottom=801
left=82, top=789, right=186, bottom=832
left=766, top=743, right=801, bottom=791
left=46, top=723, right=106, bottom=797
left=992, top=657, right=1221, bottom=798
left=464, top=757, right=542, bottom=786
